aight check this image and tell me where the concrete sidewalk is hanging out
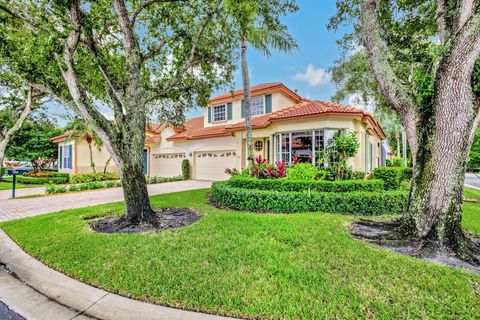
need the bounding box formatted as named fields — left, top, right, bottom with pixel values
left=0, top=180, right=211, bottom=222
left=0, top=230, right=234, bottom=320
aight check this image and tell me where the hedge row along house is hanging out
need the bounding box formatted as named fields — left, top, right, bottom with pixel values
left=52, top=83, right=387, bottom=180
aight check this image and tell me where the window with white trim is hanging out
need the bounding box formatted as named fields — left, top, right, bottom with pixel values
left=61, top=145, right=72, bottom=169
left=251, top=96, right=264, bottom=115
left=213, top=105, right=226, bottom=122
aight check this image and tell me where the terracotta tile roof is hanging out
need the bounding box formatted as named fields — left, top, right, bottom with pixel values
left=145, top=135, right=162, bottom=144
left=51, top=130, right=74, bottom=143
left=167, top=100, right=386, bottom=141
left=209, top=83, right=302, bottom=104
left=224, top=100, right=376, bottom=130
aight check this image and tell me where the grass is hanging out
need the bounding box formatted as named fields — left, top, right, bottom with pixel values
left=2, top=189, right=480, bottom=319
left=465, top=186, right=480, bottom=201
left=0, top=177, right=42, bottom=190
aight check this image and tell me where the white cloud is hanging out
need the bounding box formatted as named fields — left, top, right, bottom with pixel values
left=292, top=64, right=330, bottom=87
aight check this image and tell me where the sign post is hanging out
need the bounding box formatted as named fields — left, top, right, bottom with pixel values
left=11, top=170, right=17, bottom=199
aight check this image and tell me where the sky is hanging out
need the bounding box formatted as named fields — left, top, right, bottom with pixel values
left=48, top=1, right=348, bottom=126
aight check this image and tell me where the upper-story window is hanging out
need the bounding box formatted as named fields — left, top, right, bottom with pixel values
left=251, top=96, right=264, bottom=115
left=213, top=105, right=226, bottom=122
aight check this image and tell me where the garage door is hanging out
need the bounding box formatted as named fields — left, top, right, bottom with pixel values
left=152, top=153, right=186, bottom=177
left=195, top=150, right=236, bottom=181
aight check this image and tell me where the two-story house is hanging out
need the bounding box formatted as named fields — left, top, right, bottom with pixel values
left=52, top=83, right=386, bottom=180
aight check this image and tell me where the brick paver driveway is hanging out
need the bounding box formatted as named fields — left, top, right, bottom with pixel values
left=0, top=180, right=212, bottom=222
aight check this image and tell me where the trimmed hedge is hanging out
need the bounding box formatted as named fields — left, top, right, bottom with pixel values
left=70, top=172, right=119, bottom=184
left=227, top=177, right=385, bottom=192
left=374, top=167, right=413, bottom=190
left=17, top=175, right=68, bottom=185
left=182, top=159, right=190, bottom=180
left=45, top=176, right=184, bottom=194
left=211, top=182, right=408, bottom=215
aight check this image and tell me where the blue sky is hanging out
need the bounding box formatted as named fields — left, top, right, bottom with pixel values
left=50, top=1, right=346, bottom=126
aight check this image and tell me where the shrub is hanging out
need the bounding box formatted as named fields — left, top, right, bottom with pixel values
left=285, top=163, right=321, bottom=181
left=182, top=159, right=190, bottom=180
left=251, top=156, right=286, bottom=179
left=70, top=172, right=119, bottom=184
left=17, top=175, right=68, bottom=185
left=374, top=167, right=412, bottom=190
left=228, top=177, right=385, bottom=193
left=1, top=166, right=13, bottom=177
left=23, top=171, right=70, bottom=180
left=211, top=182, right=407, bottom=215
left=386, top=157, right=403, bottom=167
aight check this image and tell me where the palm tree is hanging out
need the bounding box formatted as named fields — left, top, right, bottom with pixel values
left=229, top=0, right=298, bottom=168
left=66, top=118, right=103, bottom=173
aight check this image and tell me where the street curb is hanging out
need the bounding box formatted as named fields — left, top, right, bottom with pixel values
left=0, top=229, right=236, bottom=320
left=466, top=184, right=480, bottom=190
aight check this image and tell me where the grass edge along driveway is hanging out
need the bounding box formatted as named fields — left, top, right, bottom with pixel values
left=2, top=188, right=480, bottom=319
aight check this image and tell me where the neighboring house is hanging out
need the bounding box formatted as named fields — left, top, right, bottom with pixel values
left=52, top=83, right=386, bottom=180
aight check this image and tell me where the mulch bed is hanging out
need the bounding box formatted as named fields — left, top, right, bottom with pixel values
left=91, top=208, right=200, bottom=234
left=350, top=220, right=480, bottom=274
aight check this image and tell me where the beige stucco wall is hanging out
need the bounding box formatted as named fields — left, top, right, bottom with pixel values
left=204, top=92, right=297, bottom=128
left=58, top=140, right=117, bottom=174
left=58, top=114, right=383, bottom=178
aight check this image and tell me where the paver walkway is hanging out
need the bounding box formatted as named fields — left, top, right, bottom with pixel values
left=0, top=180, right=212, bottom=222
left=0, top=187, right=45, bottom=201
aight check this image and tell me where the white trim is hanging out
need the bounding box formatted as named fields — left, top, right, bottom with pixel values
left=212, top=104, right=226, bottom=122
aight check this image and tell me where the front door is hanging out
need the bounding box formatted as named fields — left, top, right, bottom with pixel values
left=144, top=149, right=148, bottom=175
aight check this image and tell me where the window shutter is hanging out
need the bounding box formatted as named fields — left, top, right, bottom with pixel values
left=241, top=100, right=245, bottom=118
left=68, top=145, right=73, bottom=169
left=208, top=107, right=212, bottom=123
left=59, top=146, right=63, bottom=169
left=265, top=94, right=272, bottom=113
left=227, top=103, right=233, bottom=120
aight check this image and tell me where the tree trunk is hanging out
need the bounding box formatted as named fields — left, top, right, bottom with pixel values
left=241, top=34, right=255, bottom=169
left=119, top=157, right=156, bottom=225
left=87, top=141, right=96, bottom=173
left=104, top=156, right=112, bottom=174
left=405, top=110, right=479, bottom=262
left=395, top=131, right=400, bottom=158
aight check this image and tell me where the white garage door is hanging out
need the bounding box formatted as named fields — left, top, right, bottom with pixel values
left=195, top=150, right=236, bottom=181
left=152, top=153, right=185, bottom=177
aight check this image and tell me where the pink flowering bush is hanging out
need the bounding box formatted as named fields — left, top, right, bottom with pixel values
left=250, top=155, right=286, bottom=179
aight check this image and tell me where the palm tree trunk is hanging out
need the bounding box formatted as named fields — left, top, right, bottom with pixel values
left=241, top=34, right=255, bottom=169
left=104, top=156, right=112, bottom=174
left=88, top=142, right=96, bottom=173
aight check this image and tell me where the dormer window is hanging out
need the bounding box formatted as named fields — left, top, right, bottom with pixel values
left=251, top=96, right=265, bottom=115
left=213, top=105, right=226, bottom=122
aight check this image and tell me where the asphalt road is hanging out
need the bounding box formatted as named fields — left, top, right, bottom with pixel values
left=0, top=300, right=24, bottom=320
left=466, top=173, right=480, bottom=189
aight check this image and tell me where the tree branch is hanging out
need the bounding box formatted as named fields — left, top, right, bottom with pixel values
left=141, top=36, right=172, bottom=62
left=131, top=0, right=185, bottom=26
left=0, top=87, right=33, bottom=155
left=359, top=0, right=417, bottom=116
left=436, top=0, right=449, bottom=44
left=155, top=0, right=221, bottom=95
left=55, top=1, right=120, bottom=165
left=454, top=0, right=478, bottom=35
left=112, top=0, right=136, bottom=51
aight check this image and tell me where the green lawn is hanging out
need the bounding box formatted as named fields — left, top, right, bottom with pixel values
left=465, top=186, right=480, bottom=200
left=0, top=177, right=42, bottom=190
left=2, top=189, right=480, bottom=319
